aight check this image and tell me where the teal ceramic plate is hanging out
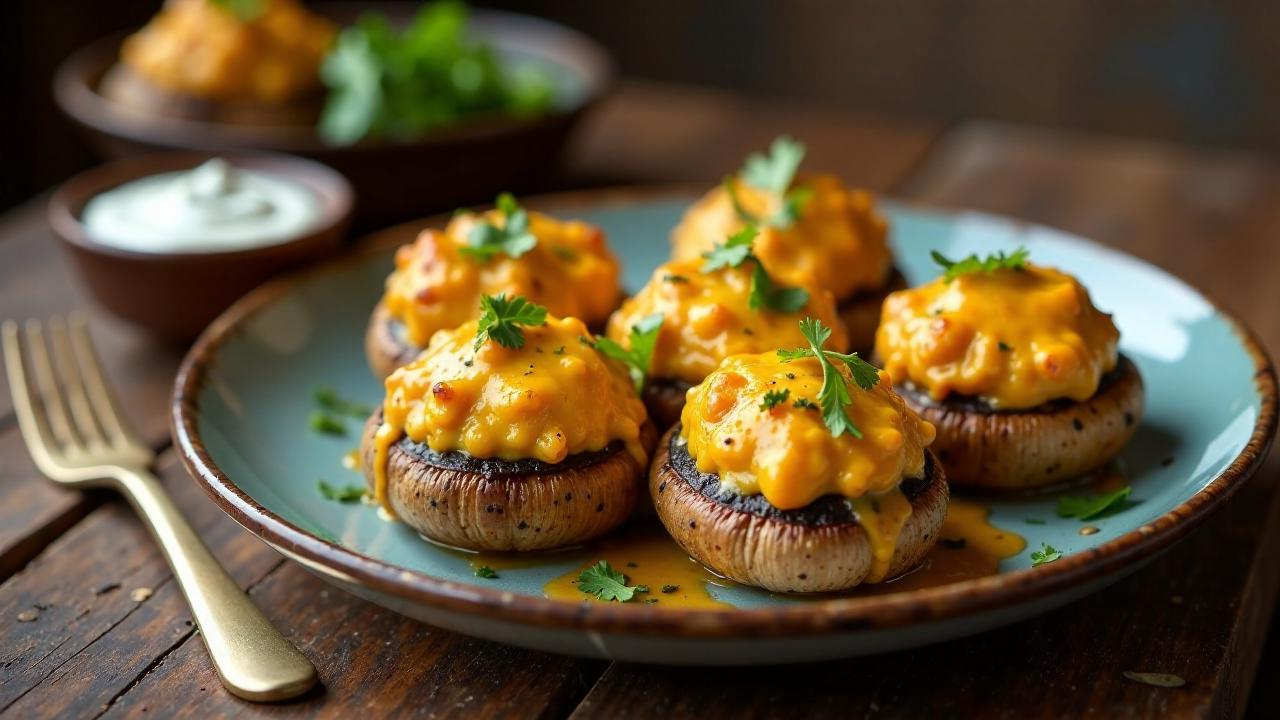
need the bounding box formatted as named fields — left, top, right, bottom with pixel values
left=173, top=189, right=1276, bottom=664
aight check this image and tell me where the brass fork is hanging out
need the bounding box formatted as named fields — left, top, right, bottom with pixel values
left=2, top=315, right=316, bottom=702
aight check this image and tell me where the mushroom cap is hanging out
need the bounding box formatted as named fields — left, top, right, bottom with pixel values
left=651, top=425, right=948, bottom=593
left=900, top=354, right=1144, bottom=489
left=365, top=300, right=422, bottom=381
left=838, top=267, right=907, bottom=355
left=641, top=378, right=692, bottom=432
left=361, top=411, right=658, bottom=551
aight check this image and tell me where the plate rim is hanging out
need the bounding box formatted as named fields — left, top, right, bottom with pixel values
left=171, top=186, right=1278, bottom=638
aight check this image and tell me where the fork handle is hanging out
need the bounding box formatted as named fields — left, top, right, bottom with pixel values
left=116, top=467, right=317, bottom=701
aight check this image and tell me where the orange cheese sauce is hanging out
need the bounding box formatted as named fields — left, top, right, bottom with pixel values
left=680, top=352, right=936, bottom=510
left=120, top=0, right=336, bottom=104
left=876, top=264, right=1119, bottom=409
left=605, top=258, right=848, bottom=386
left=671, top=174, right=893, bottom=301
left=383, top=211, right=621, bottom=348
left=371, top=316, right=649, bottom=513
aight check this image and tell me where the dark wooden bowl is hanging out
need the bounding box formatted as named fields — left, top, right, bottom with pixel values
left=52, top=4, right=615, bottom=223
left=48, top=152, right=354, bottom=340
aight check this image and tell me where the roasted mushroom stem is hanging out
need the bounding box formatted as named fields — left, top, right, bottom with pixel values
left=650, top=425, right=948, bottom=593
left=898, top=355, right=1144, bottom=490
left=361, top=411, right=657, bottom=551
left=838, top=268, right=908, bottom=355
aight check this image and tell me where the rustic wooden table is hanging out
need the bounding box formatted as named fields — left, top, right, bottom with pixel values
left=2, top=81, right=1278, bottom=719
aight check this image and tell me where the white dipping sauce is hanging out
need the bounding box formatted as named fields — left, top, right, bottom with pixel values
left=81, top=159, right=323, bottom=254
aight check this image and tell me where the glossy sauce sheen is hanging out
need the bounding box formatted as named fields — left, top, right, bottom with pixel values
left=670, top=174, right=893, bottom=300
left=384, top=211, right=621, bottom=347
left=461, top=502, right=1023, bottom=608
left=372, top=317, right=649, bottom=513
left=876, top=264, right=1120, bottom=409
left=606, top=257, right=848, bottom=386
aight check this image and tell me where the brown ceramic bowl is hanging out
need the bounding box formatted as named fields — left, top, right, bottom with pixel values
left=49, top=152, right=353, bottom=340
left=52, top=3, right=614, bottom=223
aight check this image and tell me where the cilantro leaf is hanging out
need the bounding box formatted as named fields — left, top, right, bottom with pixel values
left=459, top=193, right=537, bottom=262
left=577, top=560, right=639, bottom=602
left=1055, top=486, right=1135, bottom=521
left=309, top=412, right=346, bottom=436
left=593, top=314, right=664, bottom=391
left=749, top=263, right=810, bottom=313
left=930, top=246, right=1030, bottom=282
left=474, top=294, right=548, bottom=350
left=318, top=480, right=366, bottom=503
left=759, top=389, right=791, bottom=411
left=777, top=317, right=882, bottom=438
left=765, top=185, right=814, bottom=229
left=1030, top=543, right=1063, bottom=567
left=700, top=225, right=757, bottom=272
left=313, top=385, right=373, bottom=418
left=742, top=136, right=806, bottom=195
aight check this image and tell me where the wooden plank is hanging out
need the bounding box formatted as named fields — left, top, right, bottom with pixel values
left=568, top=122, right=1280, bottom=718
left=0, top=427, right=94, bottom=582
left=562, top=80, right=947, bottom=191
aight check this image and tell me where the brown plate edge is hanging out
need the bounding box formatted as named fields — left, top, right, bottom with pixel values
left=169, top=186, right=1279, bottom=639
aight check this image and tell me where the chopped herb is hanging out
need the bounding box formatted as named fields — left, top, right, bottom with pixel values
left=474, top=566, right=499, bottom=579
left=592, top=314, right=664, bottom=391
left=318, top=480, right=365, bottom=503
left=210, top=0, right=264, bottom=21
left=661, top=584, right=679, bottom=594
left=700, top=226, right=809, bottom=312
left=644, top=598, right=660, bottom=604
left=577, top=560, right=641, bottom=602
left=1030, top=543, right=1063, bottom=566
left=1024, top=518, right=1047, bottom=525
left=634, top=584, right=650, bottom=593
left=777, top=317, right=880, bottom=437
left=553, top=345, right=566, bottom=355
left=793, top=398, right=818, bottom=410
left=552, top=246, right=577, bottom=261
left=662, top=273, right=689, bottom=284
left=309, top=412, right=346, bottom=436
left=313, top=385, right=372, bottom=418
left=459, top=193, right=537, bottom=262
left=930, top=246, right=1030, bottom=282
left=726, top=136, right=813, bottom=229
left=1122, top=672, right=1186, bottom=688
left=760, top=388, right=791, bottom=411
left=1056, top=486, right=1134, bottom=521
left=998, top=341, right=1013, bottom=352
left=474, top=294, right=548, bottom=350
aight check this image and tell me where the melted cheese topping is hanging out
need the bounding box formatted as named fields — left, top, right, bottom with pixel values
left=671, top=174, right=893, bottom=301
left=605, top=258, right=849, bottom=386
left=383, top=211, right=621, bottom=348
left=120, top=0, right=335, bottom=104
left=372, top=317, right=649, bottom=513
left=875, top=264, right=1120, bottom=409
left=680, top=352, right=935, bottom=582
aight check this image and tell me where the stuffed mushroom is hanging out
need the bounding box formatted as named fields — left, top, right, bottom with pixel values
left=604, top=226, right=848, bottom=428
left=875, top=248, right=1144, bottom=489
left=670, top=137, right=905, bottom=352
left=366, top=193, right=622, bottom=379
left=650, top=319, right=946, bottom=593
left=361, top=297, right=655, bottom=551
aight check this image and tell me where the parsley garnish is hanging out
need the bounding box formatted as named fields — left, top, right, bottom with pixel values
left=318, top=480, right=366, bottom=503
left=1024, top=518, right=1047, bottom=525
left=459, top=193, right=537, bottom=262
left=474, top=566, right=499, bottom=579
left=777, top=318, right=880, bottom=438
left=313, top=386, right=373, bottom=418
left=759, top=389, right=791, bottom=411
left=309, top=412, right=347, bottom=436
left=930, top=246, right=1030, bottom=282
left=1056, top=486, right=1135, bottom=521
left=661, top=584, right=679, bottom=594
left=725, top=136, right=813, bottom=229
left=662, top=274, right=689, bottom=284
left=792, top=398, right=818, bottom=410
left=700, top=226, right=809, bottom=313
left=577, top=560, right=641, bottom=602
left=474, top=294, right=548, bottom=350
left=1030, top=543, right=1063, bottom=566
left=592, top=314, right=664, bottom=391
left=998, top=341, right=1013, bottom=352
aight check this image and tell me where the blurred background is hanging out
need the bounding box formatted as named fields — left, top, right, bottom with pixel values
left=2, top=0, right=1276, bottom=210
